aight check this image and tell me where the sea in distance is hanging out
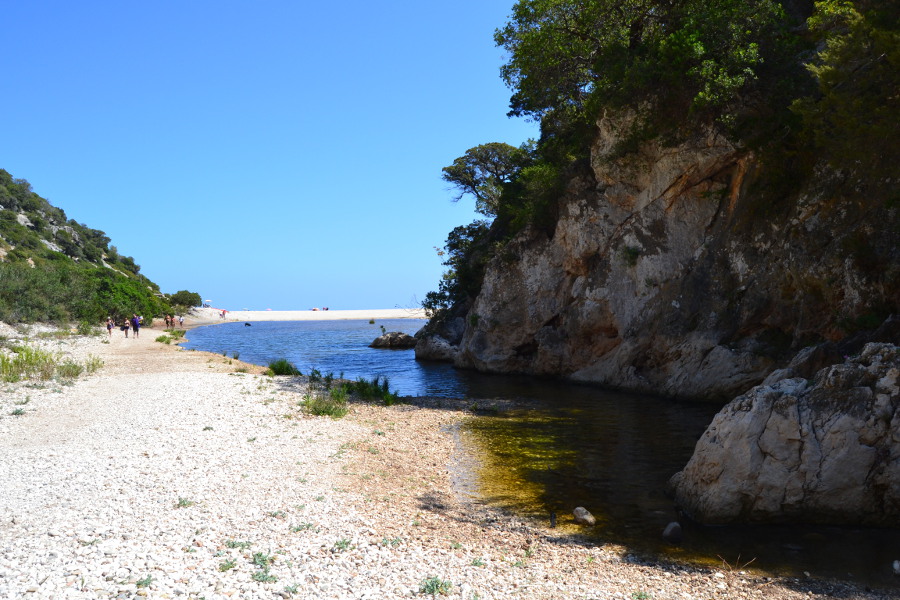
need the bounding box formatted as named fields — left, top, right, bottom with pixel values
left=182, top=318, right=900, bottom=586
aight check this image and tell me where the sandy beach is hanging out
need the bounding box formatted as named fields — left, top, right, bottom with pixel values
left=184, top=308, right=426, bottom=328
left=0, top=323, right=891, bottom=599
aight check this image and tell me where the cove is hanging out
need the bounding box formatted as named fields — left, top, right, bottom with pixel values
left=182, top=319, right=900, bottom=586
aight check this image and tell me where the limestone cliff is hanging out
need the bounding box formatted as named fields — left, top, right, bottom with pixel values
left=418, top=114, right=899, bottom=400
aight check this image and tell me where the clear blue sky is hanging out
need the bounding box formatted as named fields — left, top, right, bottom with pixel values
left=2, top=1, right=536, bottom=310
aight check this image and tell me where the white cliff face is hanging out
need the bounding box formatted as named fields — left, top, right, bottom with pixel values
left=453, top=117, right=771, bottom=399
left=419, top=108, right=897, bottom=401
left=669, top=343, right=900, bottom=525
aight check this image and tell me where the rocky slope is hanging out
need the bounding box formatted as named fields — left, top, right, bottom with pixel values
left=418, top=112, right=899, bottom=401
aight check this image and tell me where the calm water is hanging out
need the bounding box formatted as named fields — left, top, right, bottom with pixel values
left=182, top=319, right=900, bottom=587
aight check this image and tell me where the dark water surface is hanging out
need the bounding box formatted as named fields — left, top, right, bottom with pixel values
left=182, top=319, right=899, bottom=587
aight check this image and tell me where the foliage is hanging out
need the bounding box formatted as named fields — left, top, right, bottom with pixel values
left=419, top=576, right=452, bottom=596
left=268, top=358, right=301, bottom=376
left=302, top=388, right=349, bottom=418
left=791, top=0, right=900, bottom=185
left=442, top=142, right=534, bottom=217
left=494, top=0, right=787, bottom=128
left=422, top=221, right=492, bottom=321
left=169, top=289, right=202, bottom=308
left=0, top=169, right=181, bottom=324
left=346, top=375, right=399, bottom=405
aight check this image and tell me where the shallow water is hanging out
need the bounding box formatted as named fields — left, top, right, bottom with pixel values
left=183, top=320, right=900, bottom=587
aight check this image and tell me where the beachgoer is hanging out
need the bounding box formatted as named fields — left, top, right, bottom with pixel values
left=122, top=319, right=129, bottom=338
left=131, top=314, right=141, bottom=338
left=178, top=315, right=184, bottom=327
left=164, top=315, right=170, bottom=328
left=106, top=317, right=113, bottom=337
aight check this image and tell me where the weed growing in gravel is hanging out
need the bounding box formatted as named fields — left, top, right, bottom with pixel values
left=419, top=576, right=452, bottom=596
left=10, top=408, right=25, bottom=416
left=268, top=510, right=287, bottom=519
left=135, top=575, right=153, bottom=588
left=0, top=346, right=58, bottom=382
left=225, top=540, right=252, bottom=550
left=203, top=425, right=214, bottom=431
left=450, top=541, right=463, bottom=549
left=155, top=335, right=172, bottom=344
left=302, top=389, right=348, bottom=418
left=471, top=557, right=485, bottom=567
left=284, top=584, right=299, bottom=594
left=219, top=559, right=236, bottom=572
left=175, top=497, right=196, bottom=508
left=56, top=360, right=83, bottom=379
left=251, top=551, right=274, bottom=567
left=631, top=593, right=652, bottom=600
left=290, top=522, right=315, bottom=532
left=84, top=354, right=104, bottom=373
left=346, top=375, right=399, bottom=405
left=333, top=538, right=353, bottom=552
left=314, top=495, right=325, bottom=502
left=382, top=537, right=402, bottom=547
left=251, top=567, right=277, bottom=583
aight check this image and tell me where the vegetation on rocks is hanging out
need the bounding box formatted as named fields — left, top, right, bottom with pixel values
left=0, top=168, right=201, bottom=324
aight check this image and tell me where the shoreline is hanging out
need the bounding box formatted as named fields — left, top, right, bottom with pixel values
left=0, top=326, right=892, bottom=599
left=180, top=307, right=427, bottom=330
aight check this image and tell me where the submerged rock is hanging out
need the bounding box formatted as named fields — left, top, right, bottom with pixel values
left=670, top=343, right=900, bottom=526
left=573, top=506, right=596, bottom=526
left=369, top=332, right=417, bottom=349
left=662, top=522, right=683, bottom=544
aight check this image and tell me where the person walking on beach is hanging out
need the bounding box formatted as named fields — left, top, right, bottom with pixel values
left=131, top=314, right=141, bottom=338
left=121, top=318, right=129, bottom=338
left=106, top=317, right=113, bottom=338
left=178, top=315, right=184, bottom=327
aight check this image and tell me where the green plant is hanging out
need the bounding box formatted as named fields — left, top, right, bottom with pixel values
left=471, top=557, right=485, bottom=567
left=251, top=551, right=274, bottom=567
left=135, top=575, right=152, bottom=588
left=175, top=497, right=196, bottom=508
left=302, top=390, right=348, bottom=418
left=631, top=593, right=652, bottom=600
left=11, top=407, right=25, bottom=416
left=333, top=538, right=353, bottom=552
left=268, top=510, right=286, bottom=519
left=218, top=558, right=236, bottom=572
left=76, top=321, right=95, bottom=336
left=56, top=360, right=83, bottom=379
left=224, top=540, right=252, bottom=550
left=251, top=568, right=277, bottom=583
left=232, top=351, right=240, bottom=360
left=284, top=584, right=299, bottom=594
left=621, top=246, right=642, bottom=267
left=382, top=537, right=402, bottom=547
left=268, top=358, right=301, bottom=376
left=290, top=523, right=315, bottom=532
left=419, top=576, right=452, bottom=596
left=84, top=354, right=103, bottom=374
left=155, top=335, right=172, bottom=344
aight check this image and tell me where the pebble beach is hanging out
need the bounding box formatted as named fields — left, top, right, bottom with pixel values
left=0, top=317, right=893, bottom=599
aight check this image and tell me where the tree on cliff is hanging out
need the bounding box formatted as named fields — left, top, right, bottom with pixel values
left=441, top=142, right=534, bottom=218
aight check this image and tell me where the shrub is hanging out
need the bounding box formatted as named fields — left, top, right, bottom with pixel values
left=56, top=361, right=84, bottom=379
left=302, top=390, right=348, bottom=419
left=419, top=576, right=452, bottom=596
left=269, top=358, right=301, bottom=376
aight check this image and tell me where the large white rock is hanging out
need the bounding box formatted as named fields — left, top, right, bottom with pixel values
left=670, top=343, right=900, bottom=525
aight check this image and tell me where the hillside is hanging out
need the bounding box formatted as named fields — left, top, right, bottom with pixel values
left=0, top=169, right=176, bottom=323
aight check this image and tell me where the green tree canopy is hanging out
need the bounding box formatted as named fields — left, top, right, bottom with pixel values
left=169, top=290, right=202, bottom=308
left=495, top=0, right=787, bottom=126
left=441, top=142, right=534, bottom=217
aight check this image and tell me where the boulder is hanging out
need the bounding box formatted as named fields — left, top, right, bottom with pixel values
left=369, top=331, right=417, bottom=349
left=670, top=343, right=900, bottom=526
left=572, top=506, right=596, bottom=526
left=414, top=334, right=458, bottom=361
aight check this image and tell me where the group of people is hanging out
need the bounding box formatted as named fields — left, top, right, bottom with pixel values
left=164, top=314, right=184, bottom=328
left=106, top=314, right=143, bottom=338
left=104, top=313, right=184, bottom=338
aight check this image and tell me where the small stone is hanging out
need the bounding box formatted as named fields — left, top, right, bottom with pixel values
left=662, top=521, right=682, bottom=544
left=573, top=507, right=596, bottom=526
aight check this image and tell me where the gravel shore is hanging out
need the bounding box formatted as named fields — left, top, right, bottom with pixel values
left=0, top=324, right=894, bottom=599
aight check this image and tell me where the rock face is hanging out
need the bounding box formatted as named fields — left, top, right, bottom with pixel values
left=417, top=111, right=899, bottom=400
left=369, top=332, right=417, bottom=349
left=669, top=343, right=900, bottom=526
